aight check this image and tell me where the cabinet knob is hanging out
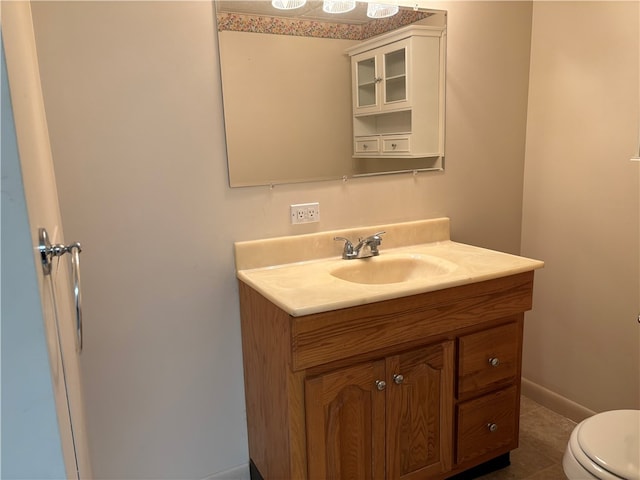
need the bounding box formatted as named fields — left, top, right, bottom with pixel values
left=391, top=143, right=397, bottom=149
left=363, top=144, right=369, bottom=149
left=487, top=423, right=498, bottom=433
left=375, top=380, right=386, bottom=391
left=488, top=357, right=500, bottom=367
left=393, top=374, right=404, bottom=385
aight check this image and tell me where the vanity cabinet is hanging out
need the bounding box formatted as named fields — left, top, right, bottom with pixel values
left=239, top=271, right=534, bottom=480
left=346, top=25, right=445, bottom=159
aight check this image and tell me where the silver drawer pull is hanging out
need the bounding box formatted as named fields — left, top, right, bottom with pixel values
left=393, top=374, right=404, bottom=385
left=488, top=357, right=500, bottom=367
left=375, top=380, right=386, bottom=391
left=487, top=423, right=498, bottom=433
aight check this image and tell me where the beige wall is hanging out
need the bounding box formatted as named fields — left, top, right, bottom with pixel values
left=29, top=1, right=532, bottom=478
left=521, top=1, right=640, bottom=416
left=218, top=31, right=355, bottom=185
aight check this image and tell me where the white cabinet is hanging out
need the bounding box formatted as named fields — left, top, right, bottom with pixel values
left=347, top=25, right=445, bottom=159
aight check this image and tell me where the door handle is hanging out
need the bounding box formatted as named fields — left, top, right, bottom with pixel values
left=39, top=227, right=83, bottom=353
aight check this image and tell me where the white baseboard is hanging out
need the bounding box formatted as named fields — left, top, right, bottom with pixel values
left=203, top=463, right=250, bottom=480
left=521, top=377, right=596, bottom=423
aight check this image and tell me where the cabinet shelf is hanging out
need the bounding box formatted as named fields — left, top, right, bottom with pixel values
left=385, top=73, right=406, bottom=82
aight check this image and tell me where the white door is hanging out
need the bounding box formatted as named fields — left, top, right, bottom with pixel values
left=2, top=2, right=92, bottom=478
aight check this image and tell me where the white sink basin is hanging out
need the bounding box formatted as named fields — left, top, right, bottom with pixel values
left=329, top=254, right=457, bottom=285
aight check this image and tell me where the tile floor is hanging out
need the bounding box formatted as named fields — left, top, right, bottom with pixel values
left=477, top=396, right=577, bottom=480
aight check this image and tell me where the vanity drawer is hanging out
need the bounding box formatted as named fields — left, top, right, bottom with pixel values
left=456, top=385, right=518, bottom=464
left=355, top=136, right=380, bottom=154
left=458, top=321, right=520, bottom=397
left=382, top=136, right=410, bottom=153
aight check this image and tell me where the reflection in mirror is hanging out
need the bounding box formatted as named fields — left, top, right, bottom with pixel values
left=215, top=1, right=446, bottom=187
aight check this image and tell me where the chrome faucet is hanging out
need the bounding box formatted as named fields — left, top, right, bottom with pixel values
left=334, top=231, right=385, bottom=260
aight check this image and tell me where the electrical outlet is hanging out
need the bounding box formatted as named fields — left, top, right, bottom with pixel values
left=290, top=202, right=320, bottom=224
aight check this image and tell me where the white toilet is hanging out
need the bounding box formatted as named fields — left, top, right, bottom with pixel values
left=563, top=409, right=640, bottom=479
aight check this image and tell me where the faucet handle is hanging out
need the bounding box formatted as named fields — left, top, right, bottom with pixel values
left=334, top=236, right=352, bottom=246
left=362, top=231, right=385, bottom=256
left=359, top=231, right=386, bottom=244
left=334, top=236, right=354, bottom=258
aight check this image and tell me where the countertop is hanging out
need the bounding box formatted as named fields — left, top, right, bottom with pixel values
left=235, top=218, right=544, bottom=317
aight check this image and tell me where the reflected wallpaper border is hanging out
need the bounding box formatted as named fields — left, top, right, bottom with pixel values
left=216, top=10, right=432, bottom=40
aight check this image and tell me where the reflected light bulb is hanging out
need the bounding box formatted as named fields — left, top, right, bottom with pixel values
left=367, top=3, right=400, bottom=18
left=272, top=0, right=307, bottom=10
left=322, top=0, right=356, bottom=14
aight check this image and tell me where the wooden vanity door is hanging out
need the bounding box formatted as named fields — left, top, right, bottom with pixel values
left=305, top=360, right=386, bottom=480
left=386, top=341, right=454, bottom=480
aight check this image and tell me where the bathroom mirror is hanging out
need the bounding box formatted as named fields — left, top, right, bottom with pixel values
left=215, top=1, right=446, bottom=187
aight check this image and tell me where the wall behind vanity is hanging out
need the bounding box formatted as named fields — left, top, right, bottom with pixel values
left=30, top=1, right=532, bottom=478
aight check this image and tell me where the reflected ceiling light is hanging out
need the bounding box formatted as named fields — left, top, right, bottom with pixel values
left=322, top=0, right=356, bottom=14
left=367, top=3, right=399, bottom=18
left=271, top=0, right=306, bottom=10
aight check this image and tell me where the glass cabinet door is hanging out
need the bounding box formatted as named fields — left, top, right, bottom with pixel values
left=383, top=47, right=407, bottom=104
left=356, top=56, right=378, bottom=108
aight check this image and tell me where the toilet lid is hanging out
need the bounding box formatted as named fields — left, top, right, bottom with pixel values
left=577, top=410, right=640, bottom=480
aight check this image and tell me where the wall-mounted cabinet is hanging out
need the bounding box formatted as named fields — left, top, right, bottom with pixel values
left=347, top=25, right=446, bottom=159
left=351, top=40, right=410, bottom=115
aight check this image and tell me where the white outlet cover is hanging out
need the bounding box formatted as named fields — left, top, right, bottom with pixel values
left=290, top=202, right=320, bottom=224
